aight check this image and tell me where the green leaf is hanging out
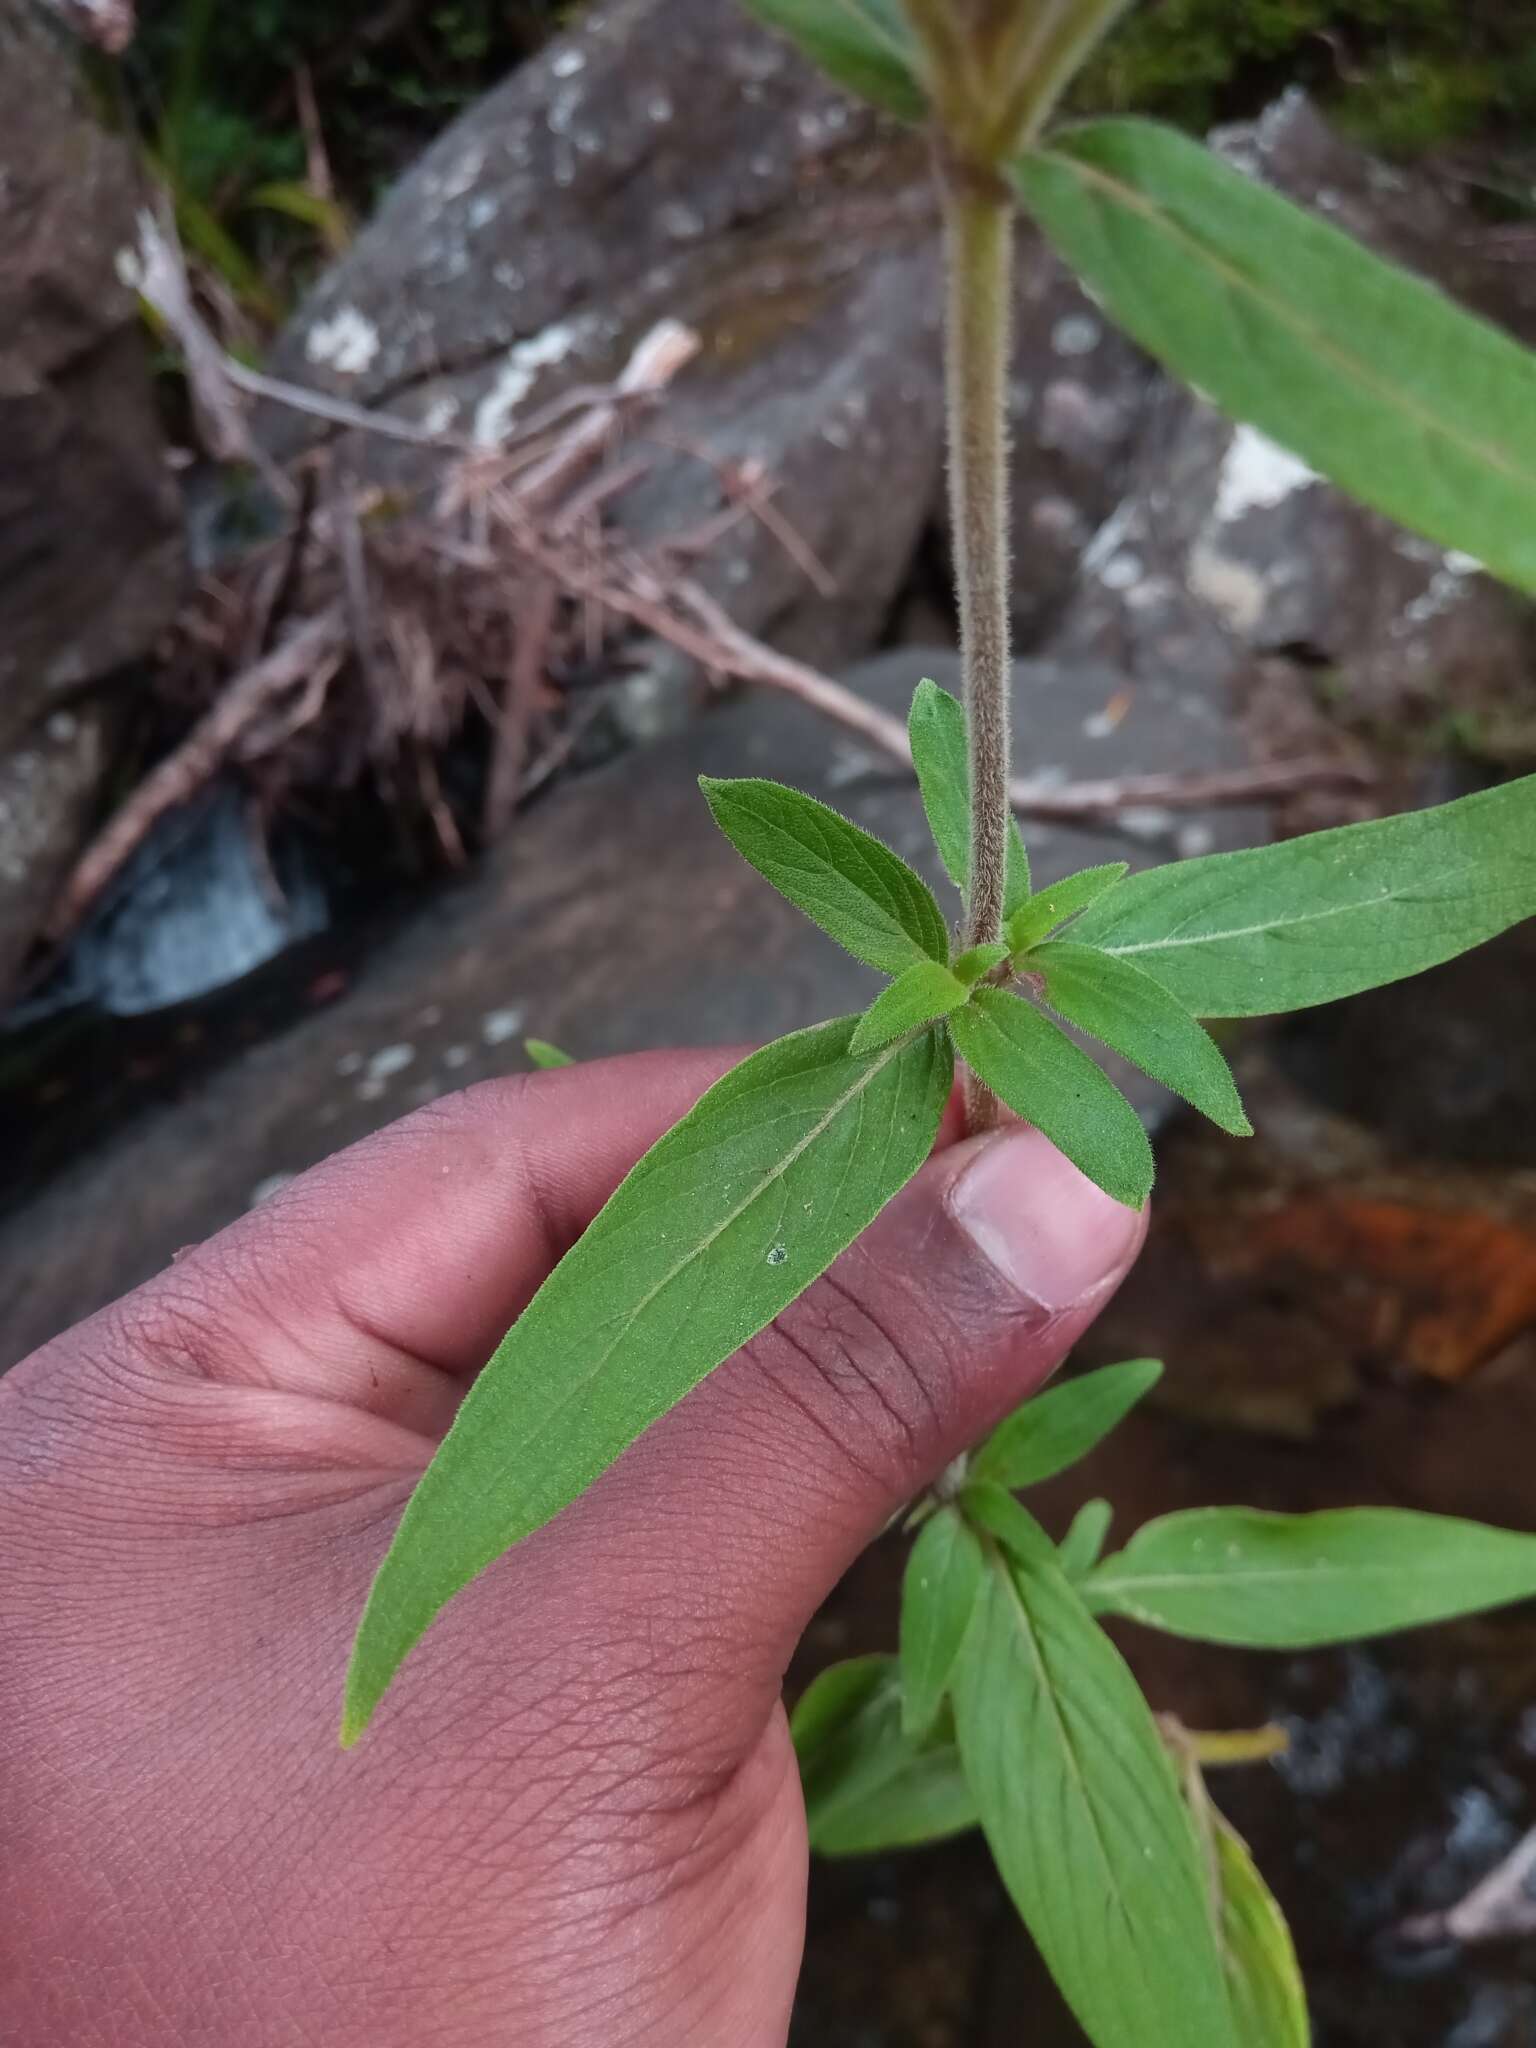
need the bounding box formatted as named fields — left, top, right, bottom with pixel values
left=954, top=941, right=1012, bottom=984
left=909, top=680, right=1032, bottom=916
left=975, top=1358, right=1164, bottom=1491
left=901, top=1506, right=986, bottom=1738
left=794, top=1655, right=979, bottom=1858
left=1059, top=1498, right=1115, bottom=1581
left=524, top=1038, right=574, bottom=1070
left=850, top=961, right=969, bottom=1055
left=1034, top=941, right=1252, bottom=1136
left=1013, top=118, right=1536, bottom=596
left=1007, top=862, right=1128, bottom=953
left=702, top=776, right=950, bottom=976
left=1068, top=778, right=1536, bottom=1018
left=736, top=0, right=927, bottom=123
left=953, top=1490, right=1236, bottom=2048
left=949, top=988, right=1154, bottom=1209
left=1087, top=1506, right=1536, bottom=1649
left=343, top=1017, right=952, bottom=1743
left=1214, top=1814, right=1311, bottom=2048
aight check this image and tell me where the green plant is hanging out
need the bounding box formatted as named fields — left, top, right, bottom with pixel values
left=339, top=5, right=1536, bottom=2042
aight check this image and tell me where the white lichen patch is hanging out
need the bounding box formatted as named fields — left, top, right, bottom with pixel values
left=473, top=320, right=590, bottom=446
left=305, top=307, right=381, bottom=378
left=1187, top=541, right=1269, bottom=635
left=1211, top=425, right=1319, bottom=526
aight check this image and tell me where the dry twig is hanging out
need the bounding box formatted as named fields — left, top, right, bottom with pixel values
left=1398, top=1826, right=1536, bottom=1950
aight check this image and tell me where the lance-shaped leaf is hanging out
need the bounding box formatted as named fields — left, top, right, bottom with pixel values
left=1013, top=118, right=1536, bottom=595
left=702, top=776, right=949, bottom=975
left=1007, top=861, right=1128, bottom=953
left=1034, top=941, right=1251, bottom=1135
left=950, top=987, right=1154, bottom=1209
left=343, top=1018, right=952, bottom=1743
left=851, top=960, right=969, bottom=1055
left=900, top=1505, right=985, bottom=1738
left=953, top=1489, right=1236, bottom=2048
left=1086, top=1506, right=1536, bottom=1649
left=1058, top=1498, right=1114, bottom=1581
left=909, top=680, right=1032, bottom=916
left=793, top=1655, right=979, bottom=1857
left=974, top=1357, right=1163, bottom=1491
left=737, top=0, right=927, bottom=123
left=1214, top=1815, right=1310, bottom=2048
left=1067, top=777, right=1536, bottom=1018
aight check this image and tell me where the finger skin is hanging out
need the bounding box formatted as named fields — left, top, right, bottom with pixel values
left=0, top=1050, right=1143, bottom=2048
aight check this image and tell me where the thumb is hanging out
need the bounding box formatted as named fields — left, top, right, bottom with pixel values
left=580, top=1120, right=1146, bottom=1698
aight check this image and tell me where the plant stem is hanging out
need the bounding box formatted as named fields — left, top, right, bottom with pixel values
left=943, top=169, right=1016, bottom=1132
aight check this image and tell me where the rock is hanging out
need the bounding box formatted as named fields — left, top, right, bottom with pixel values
left=1, top=649, right=1224, bottom=1371
left=0, top=0, right=183, bottom=996
left=1040, top=93, right=1536, bottom=816
left=261, top=0, right=947, bottom=715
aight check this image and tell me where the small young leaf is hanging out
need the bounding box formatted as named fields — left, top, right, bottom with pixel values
left=1214, top=1814, right=1311, bottom=2048
left=1034, top=941, right=1252, bottom=1137
left=953, top=941, right=1011, bottom=985
left=524, top=1038, right=574, bottom=1070
left=702, top=776, right=950, bottom=976
left=949, top=988, right=1154, bottom=1209
left=1013, top=119, right=1536, bottom=596
left=900, top=1506, right=985, bottom=1738
left=1058, top=1498, right=1115, bottom=1581
left=736, top=0, right=927, bottom=124
left=794, top=1655, right=979, bottom=1858
left=344, top=1017, right=953, bottom=1743
left=1067, top=776, right=1536, bottom=1017
left=952, top=1491, right=1236, bottom=2048
left=1087, top=1506, right=1536, bottom=1649
left=909, top=680, right=1032, bottom=915
left=850, top=961, right=969, bottom=1055
left=1007, top=862, right=1129, bottom=953
left=976, top=1359, right=1164, bottom=1491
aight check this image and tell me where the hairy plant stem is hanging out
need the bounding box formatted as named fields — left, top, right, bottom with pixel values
left=943, top=170, right=1016, bottom=1134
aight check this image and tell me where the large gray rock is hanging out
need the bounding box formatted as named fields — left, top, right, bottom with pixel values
left=0, top=0, right=182, bottom=995
left=1039, top=93, right=1536, bottom=809
left=261, top=0, right=948, bottom=699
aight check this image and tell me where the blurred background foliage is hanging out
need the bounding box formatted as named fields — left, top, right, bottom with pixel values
left=107, top=0, right=1536, bottom=327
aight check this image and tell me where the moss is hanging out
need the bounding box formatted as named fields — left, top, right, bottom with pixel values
left=1077, top=0, right=1536, bottom=159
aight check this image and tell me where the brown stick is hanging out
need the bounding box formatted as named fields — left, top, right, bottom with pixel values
left=1398, top=1826, right=1536, bottom=1950
left=44, top=608, right=346, bottom=944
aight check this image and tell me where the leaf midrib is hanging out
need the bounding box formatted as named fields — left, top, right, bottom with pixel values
left=1034, top=138, right=1536, bottom=499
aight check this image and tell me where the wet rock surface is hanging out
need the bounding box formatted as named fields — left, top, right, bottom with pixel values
left=0, top=0, right=183, bottom=1000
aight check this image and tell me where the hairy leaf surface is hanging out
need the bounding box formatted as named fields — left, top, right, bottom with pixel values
left=900, top=1506, right=985, bottom=1738
left=954, top=1490, right=1236, bottom=2048
left=1034, top=941, right=1251, bottom=1134
left=703, top=776, right=950, bottom=975
left=909, top=680, right=1032, bottom=916
left=851, top=960, right=969, bottom=1055
left=1015, top=119, right=1536, bottom=594
left=794, top=1655, right=979, bottom=1857
left=344, top=1019, right=952, bottom=1741
left=974, top=1358, right=1164, bottom=1491
left=1007, top=862, right=1128, bottom=953
left=737, top=0, right=926, bottom=122
left=1088, top=1506, right=1536, bottom=1647
left=1067, top=778, right=1536, bottom=1017
left=950, top=988, right=1154, bottom=1208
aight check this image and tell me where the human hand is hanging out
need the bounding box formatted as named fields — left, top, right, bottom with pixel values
left=0, top=1048, right=1144, bottom=2046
